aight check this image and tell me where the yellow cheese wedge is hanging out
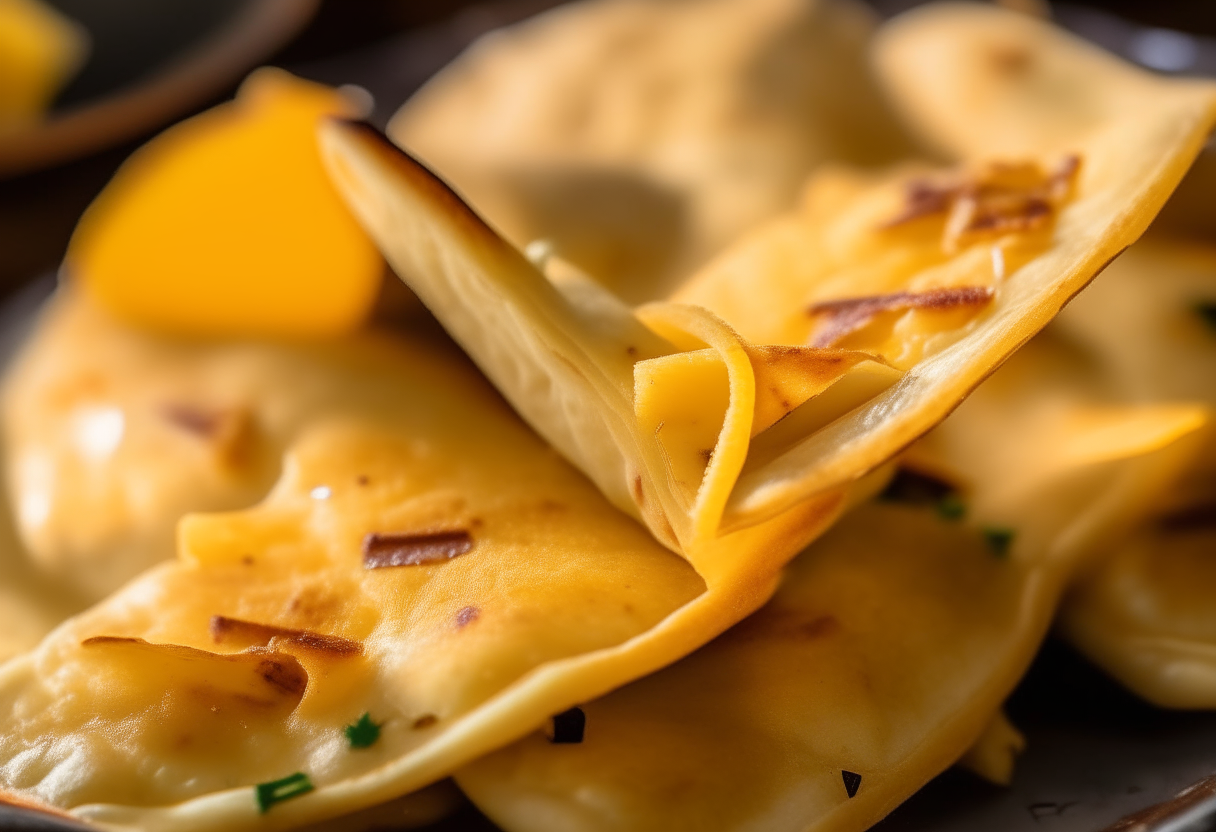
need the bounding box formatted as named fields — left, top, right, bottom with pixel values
left=0, top=0, right=86, bottom=128
left=66, top=68, right=383, bottom=338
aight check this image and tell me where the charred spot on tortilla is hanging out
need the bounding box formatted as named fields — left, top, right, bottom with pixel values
left=344, top=712, right=382, bottom=750
left=210, top=615, right=363, bottom=656
left=842, top=770, right=862, bottom=798
left=412, top=714, right=438, bottom=730
left=259, top=657, right=310, bottom=696
left=882, top=156, right=1080, bottom=252
left=161, top=404, right=225, bottom=437
left=255, top=772, right=314, bottom=813
left=455, top=606, right=480, bottom=629
left=548, top=707, right=586, bottom=744
left=160, top=404, right=252, bottom=462
left=362, top=530, right=474, bottom=569
left=1193, top=301, right=1216, bottom=333
left=990, top=44, right=1033, bottom=74
left=808, top=287, right=994, bottom=349
left=81, top=636, right=309, bottom=699
left=982, top=527, right=1016, bottom=558
left=881, top=179, right=960, bottom=227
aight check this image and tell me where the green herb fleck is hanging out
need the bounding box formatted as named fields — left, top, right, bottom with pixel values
left=936, top=493, right=967, bottom=521
left=256, top=772, right=314, bottom=813
left=1195, top=301, right=1216, bottom=332
left=345, top=712, right=381, bottom=749
left=982, top=527, right=1016, bottom=558
left=881, top=469, right=966, bottom=522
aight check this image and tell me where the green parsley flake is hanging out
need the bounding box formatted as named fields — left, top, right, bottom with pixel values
left=936, top=493, right=967, bottom=521
left=1195, top=302, right=1216, bottom=333
left=345, top=712, right=382, bottom=749
left=982, top=527, right=1016, bottom=558
left=256, top=772, right=314, bottom=813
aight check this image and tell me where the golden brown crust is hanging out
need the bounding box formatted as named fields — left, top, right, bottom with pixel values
left=807, top=286, right=994, bottom=347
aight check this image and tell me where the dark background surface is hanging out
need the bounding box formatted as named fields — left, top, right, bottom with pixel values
left=1, top=2, right=1215, bottom=830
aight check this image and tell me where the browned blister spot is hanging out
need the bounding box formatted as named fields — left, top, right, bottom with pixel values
left=883, top=155, right=1081, bottom=253
left=455, top=606, right=480, bottom=629
left=412, top=714, right=438, bottom=730
left=160, top=403, right=254, bottom=467
left=990, top=44, right=1033, bottom=74
left=285, top=585, right=344, bottom=627
left=80, top=636, right=309, bottom=708
left=363, top=530, right=474, bottom=569
left=256, top=656, right=309, bottom=695
left=210, top=615, right=363, bottom=656
left=807, top=286, right=995, bottom=348
left=632, top=475, right=645, bottom=507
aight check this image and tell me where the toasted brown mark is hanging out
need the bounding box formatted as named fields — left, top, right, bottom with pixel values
left=363, top=530, right=474, bottom=569
left=990, top=45, right=1032, bottom=74
left=698, top=448, right=715, bottom=466
left=883, top=155, right=1081, bottom=251
left=356, top=475, right=370, bottom=486
left=257, top=657, right=309, bottom=695
left=81, top=636, right=308, bottom=699
left=210, top=615, right=362, bottom=656
left=632, top=475, right=645, bottom=507
left=161, top=404, right=224, bottom=437
left=160, top=403, right=252, bottom=464
left=881, top=180, right=958, bottom=227
left=1101, top=775, right=1216, bottom=831
left=807, top=286, right=995, bottom=347
left=455, top=606, right=480, bottom=628
left=412, top=714, right=438, bottom=730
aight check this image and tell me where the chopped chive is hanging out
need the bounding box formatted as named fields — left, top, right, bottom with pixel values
left=936, top=493, right=967, bottom=521
left=881, top=469, right=966, bottom=521
left=548, top=707, right=586, bottom=744
left=842, top=770, right=862, bottom=799
left=1194, top=301, right=1216, bottom=332
left=982, top=527, right=1016, bottom=558
left=256, top=772, right=314, bottom=813
left=344, top=712, right=381, bottom=749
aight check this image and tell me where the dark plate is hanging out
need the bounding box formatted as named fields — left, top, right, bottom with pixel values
left=0, top=0, right=316, bottom=178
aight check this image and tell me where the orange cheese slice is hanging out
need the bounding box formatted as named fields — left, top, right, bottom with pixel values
left=68, top=68, right=383, bottom=338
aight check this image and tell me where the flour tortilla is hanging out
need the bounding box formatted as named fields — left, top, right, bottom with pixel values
left=390, top=0, right=911, bottom=304
left=455, top=332, right=1208, bottom=832
left=322, top=4, right=1216, bottom=552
